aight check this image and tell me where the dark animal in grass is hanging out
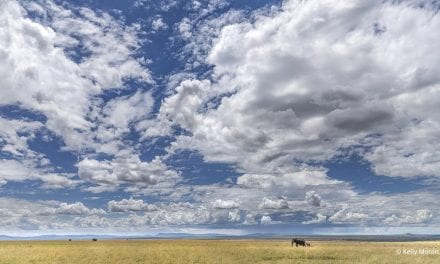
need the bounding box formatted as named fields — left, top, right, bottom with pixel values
left=92, top=238, right=98, bottom=242
left=306, top=242, right=311, bottom=247
left=291, top=238, right=306, bottom=247
left=68, top=239, right=71, bottom=242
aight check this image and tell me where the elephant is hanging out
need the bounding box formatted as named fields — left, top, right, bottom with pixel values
left=291, top=238, right=306, bottom=247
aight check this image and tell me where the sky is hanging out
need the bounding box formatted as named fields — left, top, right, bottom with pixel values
left=0, top=0, right=439, bottom=236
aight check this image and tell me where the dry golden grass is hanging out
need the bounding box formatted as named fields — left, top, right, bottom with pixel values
left=0, top=239, right=438, bottom=264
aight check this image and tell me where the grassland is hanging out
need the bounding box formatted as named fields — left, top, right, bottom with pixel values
left=0, top=239, right=438, bottom=264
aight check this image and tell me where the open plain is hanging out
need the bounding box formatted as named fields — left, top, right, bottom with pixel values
left=0, top=239, right=439, bottom=264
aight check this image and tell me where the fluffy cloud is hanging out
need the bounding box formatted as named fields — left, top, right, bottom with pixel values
left=0, top=159, right=80, bottom=189
left=77, top=155, right=181, bottom=192
left=0, top=198, right=106, bottom=233
left=328, top=208, right=369, bottom=224
left=383, top=209, right=433, bottom=226
left=147, top=204, right=212, bottom=225
left=160, top=0, right=440, bottom=190
left=0, top=0, right=157, bottom=195
left=1, top=0, right=440, bottom=234
left=258, top=197, right=288, bottom=209
left=91, top=91, right=155, bottom=154
left=39, top=173, right=81, bottom=189
left=305, top=191, right=322, bottom=207
left=237, top=170, right=338, bottom=189
left=260, top=215, right=272, bottom=225
left=0, top=118, right=81, bottom=188
left=303, top=213, right=327, bottom=224
left=54, top=202, right=106, bottom=215
left=101, top=92, right=154, bottom=133
left=176, top=7, right=244, bottom=69
left=0, top=159, right=36, bottom=183
left=0, top=118, right=42, bottom=158
left=151, top=17, right=168, bottom=31
left=212, top=199, right=240, bottom=209
left=0, top=189, right=438, bottom=232
left=228, top=210, right=241, bottom=222
left=108, top=198, right=159, bottom=212
left=0, top=0, right=150, bottom=153
left=319, top=191, right=438, bottom=227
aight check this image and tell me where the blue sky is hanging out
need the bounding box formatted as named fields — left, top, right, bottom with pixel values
left=0, top=0, right=439, bottom=236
